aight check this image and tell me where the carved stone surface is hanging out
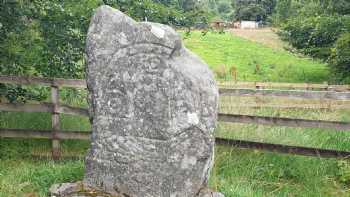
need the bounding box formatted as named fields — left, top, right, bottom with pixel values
left=84, top=5, right=219, bottom=197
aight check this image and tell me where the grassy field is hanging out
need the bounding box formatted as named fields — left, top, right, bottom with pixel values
left=1, top=31, right=350, bottom=197
left=183, top=31, right=329, bottom=83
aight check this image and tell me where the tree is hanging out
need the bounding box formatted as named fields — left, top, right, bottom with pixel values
left=178, top=0, right=197, bottom=12
left=0, top=1, right=49, bottom=102
left=218, top=1, right=231, bottom=13
left=272, top=0, right=292, bottom=24
left=231, top=0, right=275, bottom=21
left=316, top=0, right=350, bottom=15
left=275, top=0, right=350, bottom=82
left=330, top=33, right=350, bottom=83
left=0, top=0, right=210, bottom=102
left=260, top=0, right=277, bottom=16
left=0, top=0, right=100, bottom=102
left=238, top=4, right=266, bottom=21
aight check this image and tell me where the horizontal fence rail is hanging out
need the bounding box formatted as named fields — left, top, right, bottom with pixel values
left=220, top=102, right=350, bottom=110
left=0, top=103, right=89, bottom=116
left=0, top=128, right=90, bottom=140
left=1, top=75, right=349, bottom=100
left=1, top=75, right=350, bottom=160
left=0, top=75, right=86, bottom=88
left=219, top=88, right=350, bottom=101
left=2, top=103, right=349, bottom=131
left=1, top=129, right=349, bottom=159
left=218, top=81, right=350, bottom=91
left=0, top=103, right=350, bottom=131
left=215, top=138, right=350, bottom=159
left=218, top=114, right=350, bottom=131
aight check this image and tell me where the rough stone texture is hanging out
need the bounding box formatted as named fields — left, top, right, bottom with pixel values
left=49, top=183, right=221, bottom=197
left=50, top=182, right=81, bottom=197
left=49, top=182, right=120, bottom=197
left=84, top=5, right=219, bottom=197
left=197, top=188, right=225, bottom=197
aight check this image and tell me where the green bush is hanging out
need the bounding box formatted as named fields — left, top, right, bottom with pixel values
left=280, top=15, right=350, bottom=60
left=337, top=160, right=350, bottom=184
left=0, top=0, right=210, bottom=103
left=329, top=33, right=350, bottom=82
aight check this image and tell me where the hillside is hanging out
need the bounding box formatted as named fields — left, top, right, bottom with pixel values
left=183, top=31, right=329, bottom=83
left=229, top=28, right=285, bottom=50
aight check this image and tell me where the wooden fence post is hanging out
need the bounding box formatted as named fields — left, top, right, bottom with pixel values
left=51, top=83, right=60, bottom=160
left=323, top=82, right=329, bottom=91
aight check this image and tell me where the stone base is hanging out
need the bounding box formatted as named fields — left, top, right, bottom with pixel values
left=49, top=182, right=224, bottom=197
left=49, top=182, right=119, bottom=197
left=197, top=188, right=225, bottom=197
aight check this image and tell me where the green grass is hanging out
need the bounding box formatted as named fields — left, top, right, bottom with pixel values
left=1, top=31, right=350, bottom=197
left=210, top=147, right=348, bottom=197
left=1, top=110, right=350, bottom=197
left=0, top=158, right=84, bottom=197
left=0, top=112, right=90, bottom=197
left=183, top=31, right=329, bottom=83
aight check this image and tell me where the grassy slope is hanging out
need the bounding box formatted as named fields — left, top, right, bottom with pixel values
left=229, top=28, right=286, bottom=50
left=183, top=31, right=329, bottom=83
left=1, top=32, right=350, bottom=197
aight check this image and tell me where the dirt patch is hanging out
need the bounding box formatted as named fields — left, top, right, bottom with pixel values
left=229, top=28, right=287, bottom=50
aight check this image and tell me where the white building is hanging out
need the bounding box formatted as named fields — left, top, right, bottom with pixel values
left=240, top=21, right=259, bottom=29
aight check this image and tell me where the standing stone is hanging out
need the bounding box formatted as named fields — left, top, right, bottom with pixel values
left=84, top=5, right=219, bottom=197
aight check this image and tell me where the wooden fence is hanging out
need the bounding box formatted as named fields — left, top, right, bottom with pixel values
left=0, top=75, right=87, bottom=160
left=218, top=81, right=350, bottom=91
left=1, top=75, right=350, bottom=160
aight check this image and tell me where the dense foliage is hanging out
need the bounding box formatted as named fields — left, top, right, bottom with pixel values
left=231, top=0, right=276, bottom=22
left=273, top=0, right=350, bottom=82
left=205, top=0, right=234, bottom=21
left=280, top=15, right=350, bottom=59
left=0, top=0, right=101, bottom=102
left=0, top=0, right=208, bottom=77
left=0, top=0, right=209, bottom=102
left=330, top=33, right=350, bottom=81
left=206, top=0, right=276, bottom=22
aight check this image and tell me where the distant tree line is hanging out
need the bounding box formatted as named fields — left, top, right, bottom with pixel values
left=206, top=0, right=276, bottom=22
left=0, top=0, right=209, bottom=102
left=273, top=0, right=350, bottom=83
